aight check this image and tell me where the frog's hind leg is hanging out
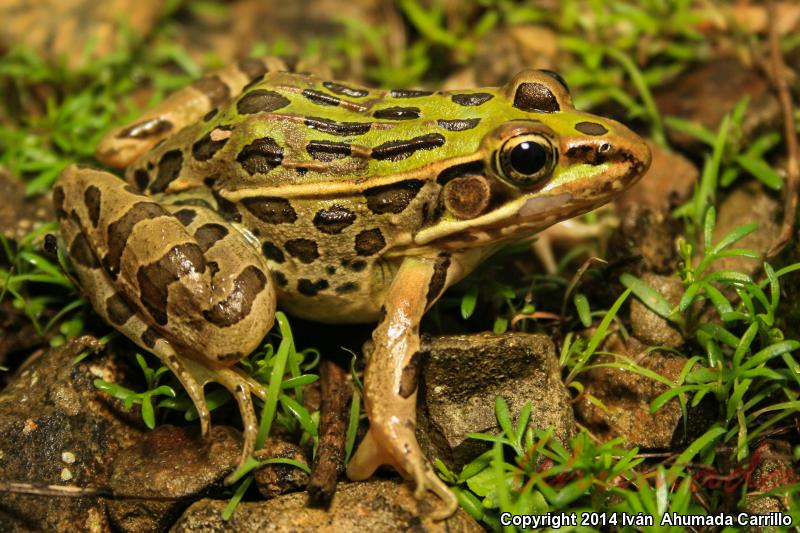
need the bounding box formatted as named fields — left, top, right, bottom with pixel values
left=96, top=56, right=288, bottom=168
left=55, top=164, right=276, bottom=473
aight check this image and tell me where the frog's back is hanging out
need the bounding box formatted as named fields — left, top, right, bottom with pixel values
left=123, top=70, right=516, bottom=196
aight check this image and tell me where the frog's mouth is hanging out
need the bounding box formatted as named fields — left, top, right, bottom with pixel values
left=414, top=150, right=648, bottom=249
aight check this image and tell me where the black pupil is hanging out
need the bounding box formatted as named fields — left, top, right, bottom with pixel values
left=509, top=141, right=548, bottom=176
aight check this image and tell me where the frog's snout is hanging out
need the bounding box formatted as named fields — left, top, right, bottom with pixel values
left=563, top=119, right=651, bottom=191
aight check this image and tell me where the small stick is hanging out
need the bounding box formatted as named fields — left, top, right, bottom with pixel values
left=307, top=358, right=352, bottom=508
left=766, top=0, right=799, bottom=258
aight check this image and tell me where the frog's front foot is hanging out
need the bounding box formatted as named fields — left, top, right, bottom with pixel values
left=347, top=427, right=458, bottom=520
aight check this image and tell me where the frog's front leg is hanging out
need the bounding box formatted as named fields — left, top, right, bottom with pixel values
left=347, top=255, right=461, bottom=519
left=54, top=165, right=276, bottom=473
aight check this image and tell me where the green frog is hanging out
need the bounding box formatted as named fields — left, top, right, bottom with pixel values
left=54, top=57, right=650, bottom=518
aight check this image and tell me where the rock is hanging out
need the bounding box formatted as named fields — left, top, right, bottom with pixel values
left=617, top=140, right=698, bottom=212
left=107, top=425, right=242, bottom=533
left=711, top=181, right=781, bottom=277
left=416, top=333, right=575, bottom=472
left=0, top=336, right=145, bottom=532
left=629, top=273, right=684, bottom=347
left=574, top=335, right=687, bottom=449
left=170, top=479, right=482, bottom=532
left=607, top=206, right=682, bottom=276
left=741, top=440, right=797, bottom=527
left=253, top=438, right=310, bottom=499
left=654, top=58, right=781, bottom=153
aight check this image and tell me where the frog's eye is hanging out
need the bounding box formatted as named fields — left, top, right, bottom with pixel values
left=496, top=134, right=556, bottom=188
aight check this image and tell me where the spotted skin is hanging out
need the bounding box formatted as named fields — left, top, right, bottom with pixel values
left=57, top=62, right=651, bottom=519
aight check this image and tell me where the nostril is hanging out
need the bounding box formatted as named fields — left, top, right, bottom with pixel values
left=599, top=142, right=611, bottom=153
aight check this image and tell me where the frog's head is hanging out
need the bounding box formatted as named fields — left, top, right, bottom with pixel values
left=415, top=70, right=650, bottom=248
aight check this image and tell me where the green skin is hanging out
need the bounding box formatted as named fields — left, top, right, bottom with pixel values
left=54, top=57, right=650, bottom=519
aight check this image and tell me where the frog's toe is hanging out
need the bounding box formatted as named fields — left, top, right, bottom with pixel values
left=412, top=463, right=459, bottom=520
left=172, top=356, right=266, bottom=478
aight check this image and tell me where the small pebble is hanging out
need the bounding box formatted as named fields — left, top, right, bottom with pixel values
left=62, top=451, right=76, bottom=464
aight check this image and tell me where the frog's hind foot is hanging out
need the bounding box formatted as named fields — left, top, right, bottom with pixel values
left=159, top=348, right=267, bottom=480
left=348, top=429, right=459, bottom=520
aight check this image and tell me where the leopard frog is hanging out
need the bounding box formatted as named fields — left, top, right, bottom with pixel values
left=54, top=57, right=650, bottom=518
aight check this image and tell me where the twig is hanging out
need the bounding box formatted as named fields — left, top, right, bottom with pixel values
left=766, top=0, right=799, bottom=258
left=307, top=358, right=352, bottom=508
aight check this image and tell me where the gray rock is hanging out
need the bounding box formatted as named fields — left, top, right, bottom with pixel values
left=416, top=333, right=575, bottom=472
left=712, top=181, right=781, bottom=277
left=108, top=425, right=242, bottom=533
left=170, top=479, right=482, bottom=532
left=629, top=273, right=684, bottom=347
left=574, top=335, right=687, bottom=449
left=0, top=336, right=145, bottom=532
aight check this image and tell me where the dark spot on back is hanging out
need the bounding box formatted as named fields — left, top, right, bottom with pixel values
left=192, top=128, right=230, bottom=161
left=348, top=259, right=367, bottom=272
left=373, top=107, right=420, bottom=120
left=192, top=75, right=231, bottom=107
left=203, top=108, right=218, bottom=122
left=355, top=228, right=385, bottom=256
left=335, top=282, right=358, bottom=294
left=575, top=121, right=608, bottom=136
left=437, top=118, right=480, bottom=131
left=107, top=202, right=169, bottom=277
left=237, top=137, right=284, bottom=175
left=303, top=89, right=342, bottom=107
left=237, top=89, right=291, bottom=114
left=323, top=81, right=368, bottom=98
left=194, top=223, right=229, bottom=252
left=297, top=278, right=329, bottom=296
left=425, top=254, right=451, bottom=307
left=106, top=293, right=135, bottom=326
left=363, top=180, right=424, bottom=214
left=203, top=266, right=267, bottom=327
left=133, top=169, right=150, bottom=191
left=117, top=118, right=173, bottom=139
left=513, top=82, right=560, bottom=113
left=371, top=134, right=445, bottom=161
left=390, top=88, right=433, bottom=98
left=273, top=271, right=288, bottom=287
left=398, top=352, right=420, bottom=398
left=304, top=117, right=371, bottom=136
left=284, top=238, right=319, bottom=264
left=241, top=196, right=297, bottom=224
left=138, top=243, right=206, bottom=325
left=117, top=118, right=172, bottom=139
left=237, top=57, right=267, bottom=81
left=261, top=241, right=285, bottom=263
left=306, top=140, right=352, bottom=162
left=173, top=209, right=197, bottom=226
left=69, top=233, right=100, bottom=269
left=53, top=185, right=66, bottom=219
left=313, top=205, right=356, bottom=234
left=141, top=327, right=159, bottom=348
left=325, top=265, right=337, bottom=275
left=150, top=150, right=184, bottom=193
left=451, top=93, right=493, bottom=106
left=84, top=185, right=101, bottom=227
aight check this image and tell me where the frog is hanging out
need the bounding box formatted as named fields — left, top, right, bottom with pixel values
left=53, top=56, right=650, bottom=518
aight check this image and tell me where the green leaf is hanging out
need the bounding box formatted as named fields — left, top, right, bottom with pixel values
left=620, top=274, right=674, bottom=319
left=573, top=292, right=592, bottom=327
left=460, top=287, right=478, bottom=320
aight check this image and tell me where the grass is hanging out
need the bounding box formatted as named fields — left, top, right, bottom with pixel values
left=1, top=1, right=799, bottom=530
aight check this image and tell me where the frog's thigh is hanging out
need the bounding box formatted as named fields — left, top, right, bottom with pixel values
left=96, top=56, right=288, bottom=168
left=347, top=255, right=459, bottom=519
left=55, top=164, right=277, bottom=365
